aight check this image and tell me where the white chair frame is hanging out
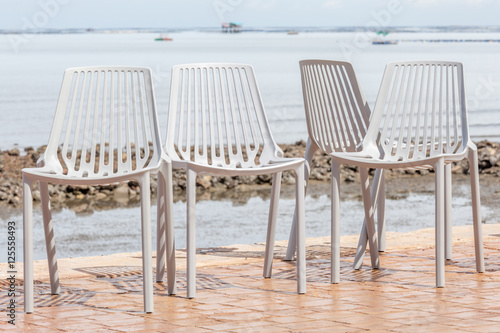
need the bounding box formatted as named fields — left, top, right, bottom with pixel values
left=22, top=66, right=171, bottom=313
left=160, top=63, right=307, bottom=298
left=286, top=60, right=383, bottom=283
left=329, top=61, right=484, bottom=287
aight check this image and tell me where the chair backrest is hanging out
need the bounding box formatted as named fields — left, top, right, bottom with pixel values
left=364, top=61, right=470, bottom=162
left=164, top=63, right=282, bottom=168
left=299, top=60, right=372, bottom=154
left=42, top=66, right=162, bottom=177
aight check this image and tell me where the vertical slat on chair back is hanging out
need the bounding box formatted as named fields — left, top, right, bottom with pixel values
left=44, top=67, right=162, bottom=177
left=368, top=61, right=468, bottom=162
left=165, top=63, right=279, bottom=168
left=299, top=60, right=371, bottom=154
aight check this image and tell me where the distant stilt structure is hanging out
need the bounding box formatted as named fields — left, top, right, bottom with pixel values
left=221, top=22, right=242, bottom=33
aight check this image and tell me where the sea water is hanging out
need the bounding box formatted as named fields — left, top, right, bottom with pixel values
left=1, top=30, right=499, bottom=260
left=0, top=182, right=495, bottom=261
left=0, top=31, right=500, bottom=149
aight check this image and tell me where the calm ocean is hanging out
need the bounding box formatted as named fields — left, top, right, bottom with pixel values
left=1, top=30, right=499, bottom=260
left=1, top=31, right=500, bottom=150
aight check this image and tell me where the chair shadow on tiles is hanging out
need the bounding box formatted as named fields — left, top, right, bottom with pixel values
left=75, top=266, right=234, bottom=294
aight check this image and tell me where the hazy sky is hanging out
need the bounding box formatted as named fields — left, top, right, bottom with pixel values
left=0, top=0, right=498, bottom=30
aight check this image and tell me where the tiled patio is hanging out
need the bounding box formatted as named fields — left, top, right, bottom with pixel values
left=2, top=224, right=499, bottom=332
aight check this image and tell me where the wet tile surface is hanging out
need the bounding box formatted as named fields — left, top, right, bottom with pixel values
left=3, top=239, right=499, bottom=332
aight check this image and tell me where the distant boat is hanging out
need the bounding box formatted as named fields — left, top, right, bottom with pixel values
left=372, top=39, right=398, bottom=45
left=288, top=30, right=299, bottom=35
left=155, top=34, right=173, bottom=41
left=373, top=30, right=397, bottom=45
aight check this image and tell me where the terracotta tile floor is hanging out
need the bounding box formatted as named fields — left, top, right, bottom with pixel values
left=3, top=236, right=499, bottom=332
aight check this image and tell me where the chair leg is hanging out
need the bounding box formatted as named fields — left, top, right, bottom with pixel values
left=468, top=149, right=485, bottom=273
left=331, top=160, right=341, bottom=284
left=156, top=172, right=166, bottom=283
left=186, top=168, right=197, bottom=299
left=40, top=182, right=60, bottom=295
left=23, top=176, right=34, bottom=314
left=164, top=162, right=177, bottom=295
left=139, top=174, right=154, bottom=313
left=359, top=168, right=380, bottom=269
left=285, top=214, right=297, bottom=261
left=285, top=214, right=297, bottom=260
left=285, top=140, right=316, bottom=261
left=377, top=170, right=386, bottom=252
left=353, top=223, right=368, bottom=270
left=445, top=164, right=453, bottom=260
left=354, top=169, right=384, bottom=270
left=295, top=165, right=306, bottom=294
left=263, top=172, right=282, bottom=278
left=434, top=159, right=446, bottom=288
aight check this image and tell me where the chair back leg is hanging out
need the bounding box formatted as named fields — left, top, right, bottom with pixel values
left=359, top=168, right=380, bottom=269
left=285, top=139, right=318, bottom=261
left=40, top=182, right=60, bottom=295
left=163, top=162, right=177, bottom=295
left=468, top=149, right=485, bottom=273
left=263, top=172, right=282, bottom=278
left=353, top=168, right=384, bottom=269
left=353, top=223, right=368, bottom=270
left=156, top=173, right=167, bottom=283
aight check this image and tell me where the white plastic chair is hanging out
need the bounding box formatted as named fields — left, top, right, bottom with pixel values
left=329, top=61, right=485, bottom=287
left=22, top=66, right=171, bottom=313
left=286, top=60, right=383, bottom=283
left=162, top=63, right=306, bottom=298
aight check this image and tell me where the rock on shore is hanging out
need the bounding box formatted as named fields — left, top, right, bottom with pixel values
left=1, top=141, right=499, bottom=208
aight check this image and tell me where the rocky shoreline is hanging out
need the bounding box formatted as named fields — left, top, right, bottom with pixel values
left=1, top=140, right=499, bottom=210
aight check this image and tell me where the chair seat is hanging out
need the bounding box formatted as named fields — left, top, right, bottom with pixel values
left=329, top=150, right=468, bottom=170
left=174, top=158, right=305, bottom=176
left=22, top=166, right=158, bottom=186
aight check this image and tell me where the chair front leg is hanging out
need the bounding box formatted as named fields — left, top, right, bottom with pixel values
left=23, top=176, right=34, bottom=314
left=294, top=165, right=306, bottom=294
left=434, top=159, right=446, bottom=288
left=264, top=172, right=282, bottom=278
left=139, top=174, right=154, bottom=313
left=331, top=160, right=341, bottom=284
left=377, top=170, right=386, bottom=252
left=468, top=149, right=485, bottom=273
left=40, top=181, right=60, bottom=295
left=186, top=168, right=197, bottom=298
left=445, top=164, right=453, bottom=260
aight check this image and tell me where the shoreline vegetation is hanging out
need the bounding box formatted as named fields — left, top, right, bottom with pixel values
left=1, top=140, right=499, bottom=211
